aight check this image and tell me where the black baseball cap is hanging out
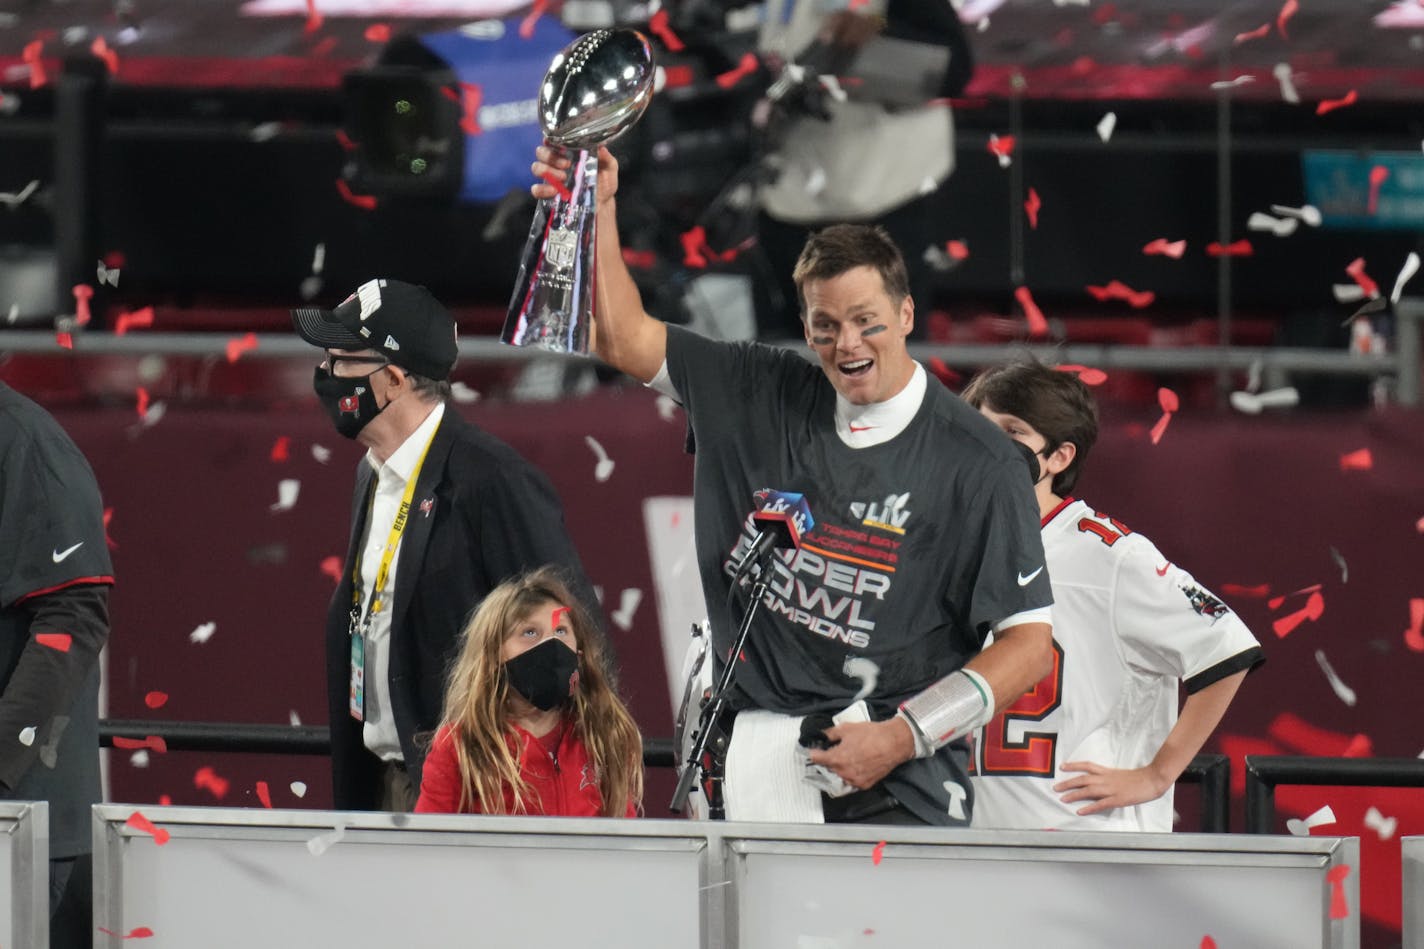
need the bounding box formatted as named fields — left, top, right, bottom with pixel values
left=291, top=278, right=458, bottom=381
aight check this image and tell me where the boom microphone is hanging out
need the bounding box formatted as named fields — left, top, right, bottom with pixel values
left=739, top=489, right=815, bottom=573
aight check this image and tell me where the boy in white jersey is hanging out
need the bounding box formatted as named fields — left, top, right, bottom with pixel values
left=962, top=362, right=1263, bottom=831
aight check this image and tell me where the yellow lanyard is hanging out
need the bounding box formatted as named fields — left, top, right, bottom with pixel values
left=351, top=430, right=438, bottom=623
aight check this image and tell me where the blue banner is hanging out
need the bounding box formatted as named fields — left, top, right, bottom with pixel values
left=1301, top=149, right=1424, bottom=231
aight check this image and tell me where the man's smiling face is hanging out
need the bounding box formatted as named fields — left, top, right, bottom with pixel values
left=803, top=265, right=916, bottom=405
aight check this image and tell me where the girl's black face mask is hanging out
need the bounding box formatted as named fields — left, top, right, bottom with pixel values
left=313, top=365, right=386, bottom=439
left=504, top=638, right=579, bottom=711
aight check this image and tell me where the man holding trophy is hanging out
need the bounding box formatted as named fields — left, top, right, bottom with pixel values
left=519, top=27, right=1053, bottom=826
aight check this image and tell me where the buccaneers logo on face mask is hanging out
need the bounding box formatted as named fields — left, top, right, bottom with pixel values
left=338, top=394, right=360, bottom=414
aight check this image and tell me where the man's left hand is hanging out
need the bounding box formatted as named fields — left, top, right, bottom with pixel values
left=807, top=717, right=915, bottom=791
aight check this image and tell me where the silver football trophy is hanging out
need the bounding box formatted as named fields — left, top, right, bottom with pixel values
left=502, top=29, right=655, bottom=353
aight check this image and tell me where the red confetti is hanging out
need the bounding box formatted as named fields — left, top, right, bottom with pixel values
left=946, top=240, right=970, bottom=260
left=270, top=436, right=291, bottom=462
left=335, top=178, right=378, bottom=211
left=1024, top=188, right=1042, bottom=229
left=551, top=606, right=571, bottom=628
left=927, top=357, right=961, bottom=387
left=648, top=9, right=685, bottom=52
left=115, top=306, right=155, bottom=335
left=124, top=810, right=170, bottom=845
left=90, top=36, right=119, bottom=75
left=1268, top=583, right=1322, bottom=610
left=871, top=840, right=886, bottom=865
left=1221, top=583, right=1271, bottom=598
left=660, top=64, right=694, bottom=89
left=36, top=632, right=72, bottom=652
left=22, top=40, right=47, bottom=89
left=1014, top=286, right=1049, bottom=337
left=56, top=331, right=74, bottom=350
left=1086, top=280, right=1155, bottom=308
left=135, top=387, right=149, bottom=420
left=1142, top=238, right=1187, bottom=259
left=194, top=765, right=231, bottom=800
left=714, top=52, right=759, bottom=90
left=456, top=82, right=483, bottom=137
left=144, top=691, right=168, bottom=709
left=104, top=507, right=117, bottom=550
left=621, top=248, right=656, bottom=270
left=158, top=794, right=172, bottom=805
left=112, top=735, right=167, bottom=753
left=1158, top=387, right=1180, bottom=413
left=1233, top=23, right=1270, bottom=45
left=1149, top=412, right=1172, bottom=445
left=255, top=780, right=273, bottom=809
left=1316, top=90, right=1358, bottom=116
left=72, top=284, right=94, bottom=326
left=98, top=926, right=156, bottom=940
left=1201, top=938, right=1218, bottom=949
left=987, top=135, right=1016, bottom=161
left=1207, top=239, right=1253, bottom=257
left=540, top=171, right=571, bottom=203
left=304, top=0, right=323, bottom=34
left=681, top=226, right=709, bottom=268
left=363, top=23, right=391, bottom=43
left=1403, top=598, right=1424, bottom=653
left=1267, top=711, right=1368, bottom=757
left=334, top=129, right=357, bottom=152
left=519, top=0, right=548, bottom=39
left=1338, top=448, right=1373, bottom=471
left=225, top=332, right=259, bottom=364
left=319, top=555, right=343, bottom=584
left=1344, top=258, right=1380, bottom=298
left=1277, top=0, right=1299, bottom=37
left=1367, top=166, right=1389, bottom=215
left=1272, top=590, right=1325, bottom=638
left=1326, top=864, right=1351, bottom=919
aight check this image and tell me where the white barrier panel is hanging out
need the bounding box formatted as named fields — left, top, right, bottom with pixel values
left=94, top=806, right=1357, bottom=949
left=0, top=802, right=49, bottom=949
left=93, top=807, right=705, bottom=949
left=1406, top=836, right=1423, bottom=949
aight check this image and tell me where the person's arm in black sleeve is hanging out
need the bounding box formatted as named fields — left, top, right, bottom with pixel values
left=0, top=583, right=110, bottom=793
left=885, top=0, right=974, bottom=98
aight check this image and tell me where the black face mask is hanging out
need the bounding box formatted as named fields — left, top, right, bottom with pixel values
left=313, top=365, right=386, bottom=439
left=504, top=638, right=579, bottom=711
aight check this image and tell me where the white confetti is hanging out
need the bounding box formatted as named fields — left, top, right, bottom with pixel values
left=1329, top=546, right=1348, bottom=584
left=139, top=401, right=167, bottom=428
left=311, top=444, right=332, bottom=464
left=289, top=709, right=302, bottom=726
left=0, top=93, right=18, bottom=116
left=269, top=478, right=301, bottom=512
left=0, top=179, right=39, bottom=210
left=249, top=122, right=282, bottom=143
left=6, top=303, right=17, bottom=324
left=311, top=243, right=326, bottom=275
left=816, top=74, right=847, bottom=103
left=130, top=750, right=150, bottom=768
left=1272, top=63, right=1299, bottom=104
left=843, top=656, right=880, bottom=702
left=1332, top=284, right=1367, bottom=303
left=306, top=823, right=346, bottom=856
left=450, top=381, right=480, bottom=404
left=17, top=726, right=35, bottom=747
left=1096, top=111, right=1117, bottom=143
left=1247, top=212, right=1298, bottom=237
left=1363, top=806, right=1397, bottom=841
left=1229, top=387, right=1299, bottom=415
left=655, top=394, right=679, bottom=422
left=1269, top=203, right=1322, bottom=227
left=1314, top=650, right=1356, bottom=707
left=989, top=133, right=1012, bottom=168
left=1210, top=75, right=1256, bottom=91
left=189, top=621, right=217, bottom=644
left=584, top=435, right=614, bottom=483
left=1286, top=804, right=1336, bottom=836
left=1246, top=358, right=1263, bottom=394
left=977, top=16, right=990, bottom=32
left=96, top=261, right=120, bottom=287
left=611, top=588, right=643, bottom=631
left=1390, top=251, right=1420, bottom=304
left=289, top=781, right=308, bottom=798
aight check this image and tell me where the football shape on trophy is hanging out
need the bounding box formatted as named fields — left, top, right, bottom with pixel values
left=502, top=30, right=656, bottom=354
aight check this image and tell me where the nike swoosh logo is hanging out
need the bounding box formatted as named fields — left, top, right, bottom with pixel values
left=1156, top=563, right=1170, bottom=576
left=52, top=541, right=84, bottom=563
left=1017, top=566, right=1043, bottom=586
left=849, top=424, right=875, bottom=433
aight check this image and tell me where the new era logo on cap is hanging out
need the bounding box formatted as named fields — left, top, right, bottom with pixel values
left=290, top=278, right=457, bottom=380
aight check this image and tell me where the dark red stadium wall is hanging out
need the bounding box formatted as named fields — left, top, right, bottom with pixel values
left=39, top=387, right=1423, bottom=934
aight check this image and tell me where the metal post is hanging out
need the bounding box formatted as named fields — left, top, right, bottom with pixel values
left=1395, top=296, right=1421, bottom=406
left=1193, top=754, right=1230, bottom=833
left=1243, top=756, right=1275, bottom=834
left=1214, top=47, right=1234, bottom=405
left=53, top=56, right=105, bottom=321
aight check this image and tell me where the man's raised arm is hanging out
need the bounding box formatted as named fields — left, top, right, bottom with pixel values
left=531, top=144, right=667, bottom=383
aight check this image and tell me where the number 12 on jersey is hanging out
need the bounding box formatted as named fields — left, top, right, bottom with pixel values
left=976, top=639, right=1065, bottom=777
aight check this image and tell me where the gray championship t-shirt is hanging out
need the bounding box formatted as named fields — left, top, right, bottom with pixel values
left=666, top=326, right=1052, bottom=824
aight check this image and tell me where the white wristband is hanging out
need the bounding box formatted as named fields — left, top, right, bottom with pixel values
left=899, top=668, right=996, bottom=758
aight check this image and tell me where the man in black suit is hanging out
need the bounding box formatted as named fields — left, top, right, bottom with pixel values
left=0, top=381, right=114, bottom=948
left=293, top=279, right=598, bottom=810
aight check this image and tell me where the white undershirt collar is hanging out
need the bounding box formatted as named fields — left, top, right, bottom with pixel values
left=834, top=363, right=927, bottom=448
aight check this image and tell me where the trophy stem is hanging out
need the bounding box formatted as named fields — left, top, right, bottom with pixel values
left=501, top=148, right=599, bottom=353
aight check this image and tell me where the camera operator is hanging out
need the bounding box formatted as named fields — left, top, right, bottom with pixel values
left=752, top=0, right=973, bottom=339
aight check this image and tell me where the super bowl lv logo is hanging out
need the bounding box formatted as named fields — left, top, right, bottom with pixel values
left=850, top=493, right=912, bottom=534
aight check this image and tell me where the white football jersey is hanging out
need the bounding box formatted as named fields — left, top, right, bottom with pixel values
left=970, top=498, right=1262, bottom=832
